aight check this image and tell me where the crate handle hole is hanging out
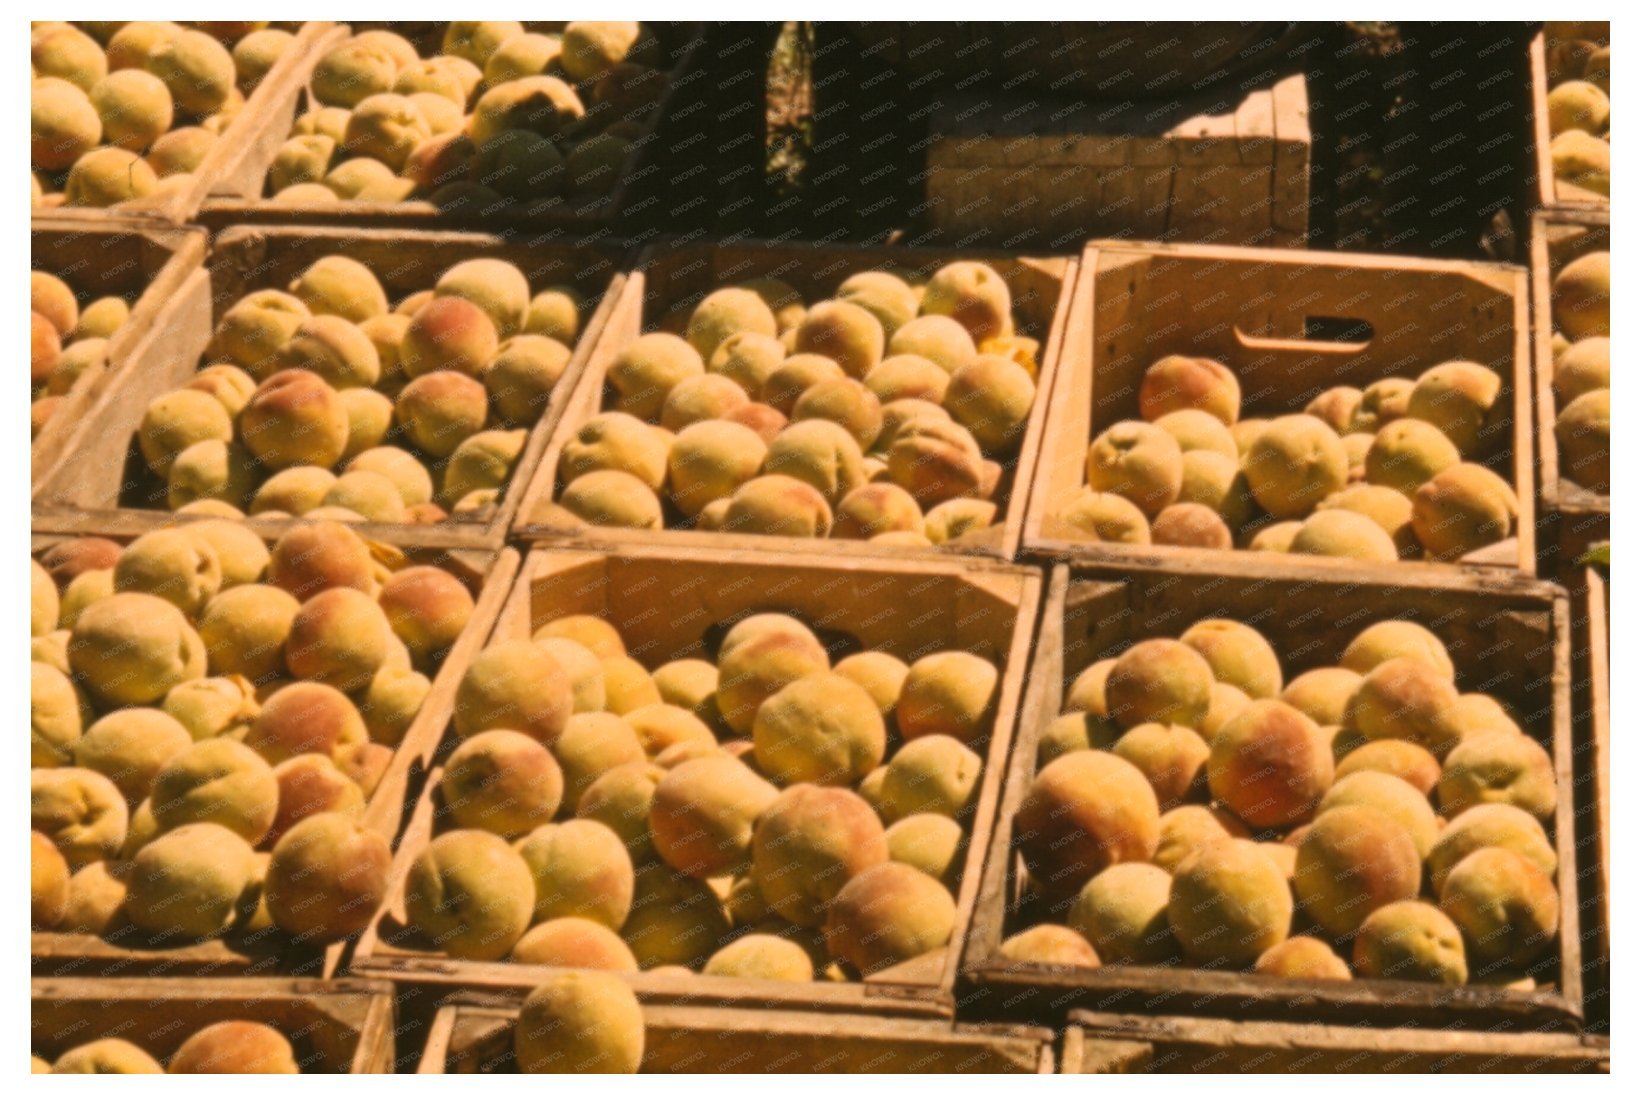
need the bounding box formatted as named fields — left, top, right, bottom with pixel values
left=1234, top=316, right=1372, bottom=356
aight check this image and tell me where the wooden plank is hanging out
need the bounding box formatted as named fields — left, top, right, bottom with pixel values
left=1575, top=567, right=1610, bottom=1029
left=32, top=224, right=632, bottom=553
left=199, top=23, right=705, bottom=233
left=30, top=978, right=395, bottom=1074
left=1529, top=209, right=1611, bottom=571
left=1021, top=239, right=1539, bottom=587
left=960, top=562, right=1584, bottom=1032
left=30, top=22, right=344, bottom=227
left=1064, top=1012, right=1608, bottom=1073
left=30, top=530, right=519, bottom=979
left=351, top=542, right=1043, bottom=1019
left=31, top=221, right=207, bottom=485
left=419, top=998, right=1054, bottom=1074
left=512, top=239, right=1076, bottom=564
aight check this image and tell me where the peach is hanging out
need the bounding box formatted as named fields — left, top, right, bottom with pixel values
left=39, top=536, right=122, bottom=587
left=1305, top=386, right=1367, bottom=434
left=621, top=861, right=730, bottom=969
left=402, top=295, right=499, bottom=380
left=65, top=145, right=158, bottom=207
left=267, top=521, right=375, bottom=602
left=1180, top=619, right=1281, bottom=701
left=32, top=768, right=128, bottom=868
left=753, top=672, right=885, bottom=787
left=267, top=755, right=364, bottom=843
left=922, top=496, right=997, bottom=544
left=602, top=657, right=663, bottom=715
left=1151, top=502, right=1232, bottom=548
left=703, top=933, right=813, bottom=980
left=920, top=262, right=1012, bottom=343
left=1316, top=483, right=1419, bottom=558
left=1335, top=739, right=1443, bottom=796
left=1255, top=936, right=1352, bottom=980
left=889, top=315, right=977, bottom=374
left=1552, top=337, right=1610, bottom=409
left=168, top=1021, right=299, bottom=1075
left=518, top=819, right=634, bottom=930
left=866, top=354, right=951, bottom=406
left=58, top=858, right=129, bottom=936
left=794, top=299, right=885, bottom=379
left=1352, top=899, right=1468, bottom=984
left=1345, top=657, right=1465, bottom=757
left=395, top=369, right=488, bottom=459
left=608, top=332, right=704, bottom=420
left=998, top=924, right=1100, bottom=967
left=73, top=709, right=193, bottom=803
left=32, top=77, right=102, bottom=171
left=885, top=813, right=964, bottom=889
left=405, top=828, right=535, bottom=960
left=1438, top=732, right=1556, bottom=820
left=1556, top=389, right=1609, bottom=493
left=536, top=615, right=625, bottom=658
left=348, top=447, right=434, bottom=507
left=1319, top=769, right=1439, bottom=856
left=1114, top=722, right=1210, bottom=808
left=878, top=735, right=983, bottom=824
left=149, top=738, right=278, bottom=843
left=1138, top=356, right=1240, bottom=425
left=486, top=335, right=571, bottom=426
left=288, top=255, right=388, bottom=324
left=534, top=638, right=606, bottom=714
left=708, top=332, right=786, bottom=396
left=748, top=784, right=887, bottom=927
left=1280, top=668, right=1364, bottom=729
left=31, top=830, right=69, bottom=929
left=111, top=527, right=222, bottom=617
left=1293, top=805, right=1421, bottom=938
left=513, top=970, right=644, bottom=1074
left=1438, top=848, right=1558, bottom=973
left=577, top=762, right=665, bottom=863
left=559, top=469, right=663, bottom=529
left=668, top=420, right=767, bottom=519
left=69, top=592, right=206, bottom=708
left=239, top=368, right=351, bottom=470
left=944, top=355, right=1035, bottom=454
left=283, top=587, right=391, bottom=691
left=1105, top=639, right=1214, bottom=731
left=687, top=288, right=778, bottom=362
left=1290, top=509, right=1399, bottom=562
left=454, top=639, right=574, bottom=744
left=886, top=416, right=987, bottom=506
left=1060, top=488, right=1151, bottom=544
left=1341, top=620, right=1454, bottom=679
left=50, top=1040, right=163, bottom=1075
left=896, top=650, right=998, bottom=746
left=138, top=389, right=235, bottom=478
left=1153, top=803, right=1250, bottom=872
left=648, top=755, right=777, bottom=878
left=1168, top=838, right=1293, bottom=966
left=561, top=411, right=670, bottom=490
left=1016, top=751, right=1160, bottom=901
left=1406, top=362, right=1502, bottom=457
left=1067, top=861, right=1176, bottom=964
left=264, top=812, right=390, bottom=943
left=1552, top=251, right=1609, bottom=340
left=1244, top=415, right=1349, bottom=519
left=1365, top=418, right=1462, bottom=497
left=1207, top=699, right=1334, bottom=828
left=513, top=917, right=639, bottom=972
left=1427, top=803, right=1556, bottom=893
left=825, top=861, right=955, bottom=975
left=125, top=822, right=257, bottom=939
left=1086, top=421, right=1183, bottom=517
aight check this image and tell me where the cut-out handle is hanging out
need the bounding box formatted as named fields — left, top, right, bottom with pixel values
left=1234, top=316, right=1373, bottom=356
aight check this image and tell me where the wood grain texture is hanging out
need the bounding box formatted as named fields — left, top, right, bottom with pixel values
left=419, top=997, right=1053, bottom=1074
left=961, top=562, right=1585, bottom=1032
left=32, top=224, right=632, bottom=551
left=1063, top=1011, right=1608, bottom=1073
left=513, top=239, right=1077, bottom=563
left=30, top=532, right=518, bottom=979
left=1022, top=239, right=1539, bottom=585
left=925, top=74, right=1309, bottom=248
left=351, top=542, right=1042, bottom=1019
left=30, top=978, right=396, bottom=1073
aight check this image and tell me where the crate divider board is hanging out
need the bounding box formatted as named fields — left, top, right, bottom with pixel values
left=417, top=994, right=1055, bottom=1074
left=31, top=220, right=207, bottom=483
left=512, top=238, right=1078, bottom=562
left=1530, top=23, right=1611, bottom=213
left=31, top=22, right=346, bottom=226
left=1060, top=1011, right=1608, bottom=1074
left=1574, top=565, right=1610, bottom=1028
left=31, top=224, right=632, bottom=552
left=31, top=532, right=519, bottom=979
left=1023, top=239, right=1537, bottom=584
left=30, top=977, right=396, bottom=1074
left=960, top=562, right=1583, bottom=1032
left=1530, top=209, right=1610, bottom=569
left=199, top=23, right=705, bottom=232
left=350, top=541, right=1042, bottom=1019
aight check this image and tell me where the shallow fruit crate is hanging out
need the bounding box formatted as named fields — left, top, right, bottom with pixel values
left=1531, top=210, right=1610, bottom=571
left=417, top=993, right=1054, bottom=1073
left=31, top=220, right=207, bottom=484
left=199, top=23, right=704, bottom=233
left=31, top=224, right=628, bottom=552
left=30, top=531, right=519, bottom=979
left=1530, top=22, right=1611, bottom=212
left=960, top=563, right=1583, bottom=1032
left=1060, top=1012, right=1608, bottom=1074
left=32, top=22, right=344, bottom=227
left=512, top=239, right=1078, bottom=561
left=31, top=977, right=396, bottom=1074
left=350, top=542, right=1042, bottom=1019
left=1023, top=240, right=1537, bottom=583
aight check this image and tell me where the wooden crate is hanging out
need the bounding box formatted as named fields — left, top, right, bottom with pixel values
left=30, top=530, right=520, bottom=979
left=418, top=994, right=1054, bottom=1074
left=961, top=563, right=1583, bottom=1031
left=921, top=74, right=1309, bottom=250
left=200, top=23, right=704, bottom=233
left=32, top=224, right=629, bottom=552
left=1572, top=566, right=1610, bottom=1029
left=1530, top=22, right=1611, bottom=212
left=1531, top=210, right=1610, bottom=571
left=351, top=542, right=1043, bottom=1018
left=1023, top=240, right=1537, bottom=583
left=1061, top=1012, right=1608, bottom=1074
left=512, top=239, right=1078, bottom=561
left=31, top=220, right=207, bottom=484
left=31, top=978, right=395, bottom=1074
left=32, top=22, right=344, bottom=227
